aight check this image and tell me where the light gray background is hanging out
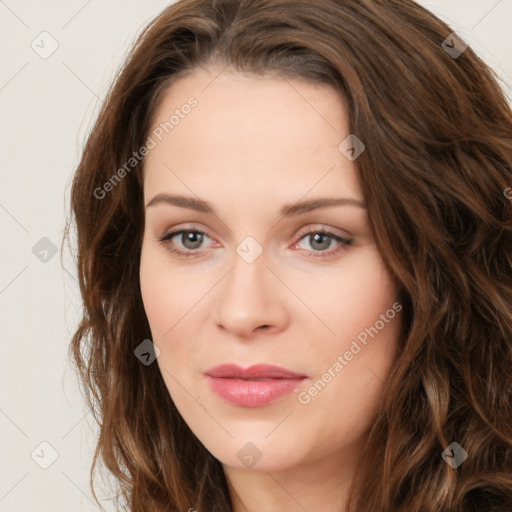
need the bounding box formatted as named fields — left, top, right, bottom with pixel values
left=0, top=1, right=511, bottom=511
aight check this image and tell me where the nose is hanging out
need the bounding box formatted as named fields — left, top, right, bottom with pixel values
left=213, top=249, right=289, bottom=339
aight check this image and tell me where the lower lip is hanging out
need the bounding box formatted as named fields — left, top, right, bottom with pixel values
left=206, top=376, right=306, bottom=407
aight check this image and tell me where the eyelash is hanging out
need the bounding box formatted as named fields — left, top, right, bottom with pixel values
left=157, top=226, right=352, bottom=259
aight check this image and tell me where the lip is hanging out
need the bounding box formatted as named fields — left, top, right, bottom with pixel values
left=204, top=364, right=308, bottom=407
left=205, top=364, right=307, bottom=380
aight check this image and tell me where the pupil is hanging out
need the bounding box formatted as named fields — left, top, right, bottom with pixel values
left=183, top=231, right=203, bottom=249
left=311, top=233, right=330, bottom=250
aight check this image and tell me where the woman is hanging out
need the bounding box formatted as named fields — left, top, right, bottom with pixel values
left=64, top=0, right=512, bottom=510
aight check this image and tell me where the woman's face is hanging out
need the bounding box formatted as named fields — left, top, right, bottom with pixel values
left=139, top=67, right=401, bottom=472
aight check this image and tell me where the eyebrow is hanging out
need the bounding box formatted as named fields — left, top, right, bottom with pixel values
left=145, top=193, right=367, bottom=216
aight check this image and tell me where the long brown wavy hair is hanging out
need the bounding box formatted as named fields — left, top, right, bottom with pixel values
left=63, top=0, right=512, bottom=510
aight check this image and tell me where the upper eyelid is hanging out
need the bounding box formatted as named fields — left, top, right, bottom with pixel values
left=162, top=223, right=348, bottom=235
left=161, top=224, right=351, bottom=245
left=295, top=224, right=351, bottom=238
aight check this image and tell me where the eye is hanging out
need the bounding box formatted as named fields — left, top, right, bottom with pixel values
left=157, top=229, right=214, bottom=258
left=157, top=225, right=353, bottom=259
left=292, top=227, right=352, bottom=258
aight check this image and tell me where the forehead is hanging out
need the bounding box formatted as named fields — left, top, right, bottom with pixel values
left=142, top=68, right=363, bottom=206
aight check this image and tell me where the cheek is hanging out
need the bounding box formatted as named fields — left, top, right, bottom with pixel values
left=139, top=241, right=199, bottom=337
left=139, top=242, right=179, bottom=337
left=139, top=244, right=211, bottom=386
left=139, top=257, right=194, bottom=393
left=299, top=248, right=398, bottom=347
left=342, top=261, right=397, bottom=333
left=140, top=256, right=164, bottom=334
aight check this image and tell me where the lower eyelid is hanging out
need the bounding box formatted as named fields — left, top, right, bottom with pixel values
left=294, top=233, right=351, bottom=254
left=161, top=230, right=213, bottom=248
left=159, top=229, right=351, bottom=255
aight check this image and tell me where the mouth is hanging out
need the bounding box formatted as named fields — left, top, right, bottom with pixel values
left=204, top=364, right=308, bottom=407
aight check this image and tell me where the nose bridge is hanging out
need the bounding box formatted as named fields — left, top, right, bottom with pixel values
left=213, top=235, right=287, bottom=335
left=224, top=236, right=273, bottom=308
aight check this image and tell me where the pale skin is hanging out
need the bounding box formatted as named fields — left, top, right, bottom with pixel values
left=139, top=66, right=402, bottom=511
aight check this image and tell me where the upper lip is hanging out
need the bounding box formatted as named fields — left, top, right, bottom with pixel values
left=204, top=364, right=307, bottom=379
